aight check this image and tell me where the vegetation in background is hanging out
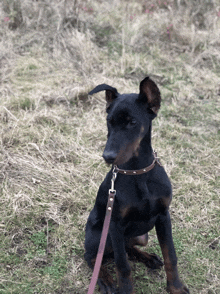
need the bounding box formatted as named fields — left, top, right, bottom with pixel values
left=0, top=0, right=219, bottom=293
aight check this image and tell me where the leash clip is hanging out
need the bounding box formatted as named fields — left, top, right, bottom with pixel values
left=109, top=165, right=118, bottom=194
left=153, top=150, right=162, bottom=166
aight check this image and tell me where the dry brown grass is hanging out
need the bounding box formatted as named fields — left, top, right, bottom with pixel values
left=0, top=0, right=220, bottom=293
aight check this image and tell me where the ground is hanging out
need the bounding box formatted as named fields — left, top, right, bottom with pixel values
left=0, top=0, right=220, bottom=293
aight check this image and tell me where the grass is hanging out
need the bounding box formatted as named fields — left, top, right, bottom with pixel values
left=0, top=0, right=220, bottom=293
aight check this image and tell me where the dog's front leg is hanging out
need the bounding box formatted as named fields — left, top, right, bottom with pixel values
left=155, top=211, right=189, bottom=294
left=110, top=221, right=134, bottom=294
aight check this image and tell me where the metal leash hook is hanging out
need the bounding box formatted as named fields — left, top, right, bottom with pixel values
left=109, top=165, right=118, bottom=194
left=107, top=166, right=118, bottom=211
left=153, top=150, right=162, bottom=166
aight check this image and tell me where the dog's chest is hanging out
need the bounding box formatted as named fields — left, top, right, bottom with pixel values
left=117, top=183, right=161, bottom=223
left=119, top=198, right=158, bottom=223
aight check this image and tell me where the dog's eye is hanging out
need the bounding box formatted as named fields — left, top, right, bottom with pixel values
left=127, top=118, right=137, bottom=127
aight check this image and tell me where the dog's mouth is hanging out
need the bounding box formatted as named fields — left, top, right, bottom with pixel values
left=102, top=154, right=116, bottom=165
left=103, top=155, right=128, bottom=166
left=103, top=136, right=142, bottom=166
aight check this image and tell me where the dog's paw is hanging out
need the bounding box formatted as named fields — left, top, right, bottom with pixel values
left=167, top=283, right=190, bottom=294
left=118, top=275, right=134, bottom=294
left=98, top=277, right=117, bottom=294
left=144, top=253, right=164, bottom=269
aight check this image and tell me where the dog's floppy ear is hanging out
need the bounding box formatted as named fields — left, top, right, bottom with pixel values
left=88, top=84, right=118, bottom=108
left=138, top=77, right=161, bottom=114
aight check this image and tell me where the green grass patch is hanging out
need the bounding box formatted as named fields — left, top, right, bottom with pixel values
left=0, top=0, right=219, bottom=293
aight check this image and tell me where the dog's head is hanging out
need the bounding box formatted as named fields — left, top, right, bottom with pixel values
left=88, top=77, right=161, bottom=165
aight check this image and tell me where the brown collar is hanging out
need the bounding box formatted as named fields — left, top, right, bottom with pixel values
left=114, top=151, right=162, bottom=175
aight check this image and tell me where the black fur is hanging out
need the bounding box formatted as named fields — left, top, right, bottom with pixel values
left=85, top=77, right=189, bottom=294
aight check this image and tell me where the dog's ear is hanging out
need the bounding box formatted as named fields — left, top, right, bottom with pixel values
left=88, top=84, right=118, bottom=109
left=138, top=77, right=161, bottom=114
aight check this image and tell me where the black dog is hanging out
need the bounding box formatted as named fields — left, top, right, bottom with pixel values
left=85, top=77, right=189, bottom=294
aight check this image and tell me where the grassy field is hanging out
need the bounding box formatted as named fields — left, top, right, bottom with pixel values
left=0, top=0, right=220, bottom=293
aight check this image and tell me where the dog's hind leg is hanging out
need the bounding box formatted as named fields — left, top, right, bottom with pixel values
left=126, top=233, right=164, bottom=269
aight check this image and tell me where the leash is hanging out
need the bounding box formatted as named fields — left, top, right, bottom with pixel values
left=87, top=168, right=118, bottom=294
left=87, top=151, right=161, bottom=294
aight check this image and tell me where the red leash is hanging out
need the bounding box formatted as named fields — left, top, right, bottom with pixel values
left=87, top=170, right=117, bottom=294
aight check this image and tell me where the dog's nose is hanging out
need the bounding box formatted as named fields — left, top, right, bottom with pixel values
left=102, top=151, right=117, bottom=164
